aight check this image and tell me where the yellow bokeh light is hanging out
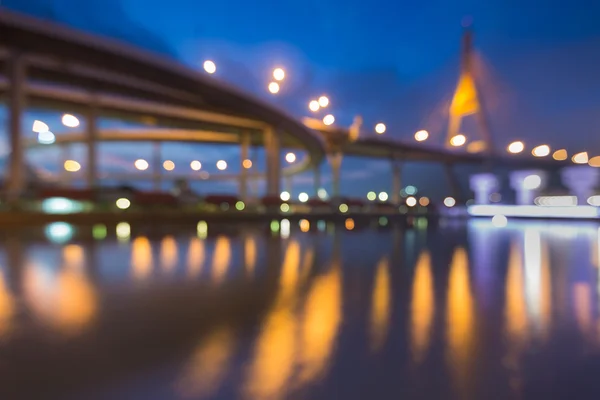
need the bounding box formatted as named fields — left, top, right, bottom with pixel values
left=116, top=198, right=131, bottom=210
left=415, top=130, right=429, bottom=142
left=450, top=134, right=466, bottom=147
left=345, top=218, right=355, bottom=230
left=242, top=159, right=253, bottom=169
left=273, top=68, right=285, bottom=81
left=134, top=159, right=149, bottom=171
left=419, top=197, right=430, bottom=207
left=507, top=141, right=525, bottom=154
left=191, top=160, right=202, bottom=171
left=268, top=82, right=280, bottom=94
left=285, top=152, right=296, bottom=163
left=163, top=160, right=175, bottom=171
left=588, top=156, right=600, bottom=168
left=552, top=149, right=568, bottom=161
left=64, top=160, right=81, bottom=172
left=323, top=114, right=335, bottom=126
left=532, top=144, right=550, bottom=157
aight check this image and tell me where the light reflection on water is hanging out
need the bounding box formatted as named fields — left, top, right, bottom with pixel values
left=1, top=219, right=600, bottom=399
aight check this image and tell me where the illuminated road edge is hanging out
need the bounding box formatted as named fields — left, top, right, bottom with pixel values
left=468, top=205, right=600, bottom=219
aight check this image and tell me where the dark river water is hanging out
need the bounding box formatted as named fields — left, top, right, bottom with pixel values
left=1, top=218, right=600, bottom=399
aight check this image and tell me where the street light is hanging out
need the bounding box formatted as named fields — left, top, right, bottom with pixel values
left=242, top=159, right=252, bottom=169
left=163, top=160, right=175, bottom=171
left=450, top=134, right=466, bottom=147
left=216, top=160, right=228, bottom=170
left=323, top=114, right=335, bottom=126
left=273, top=68, right=285, bottom=81
left=64, top=160, right=81, bottom=172
left=298, top=192, right=309, bottom=202
left=134, top=159, right=149, bottom=171
left=572, top=151, right=588, bottom=164
left=62, top=114, right=80, bottom=128
left=203, top=60, right=216, bottom=74
left=414, top=130, right=429, bottom=142
left=444, top=197, right=456, bottom=207
left=552, top=149, right=568, bottom=161
left=268, top=82, right=280, bottom=94
left=507, top=141, right=525, bottom=154
left=190, top=160, right=202, bottom=171
left=318, top=96, right=329, bottom=107
left=309, top=100, right=320, bottom=112
left=406, top=196, right=417, bottom=207
left=285, top=152, right=296, bottom=163
left=375, top=123, right=386, bottom=134
left=280, top=191, right=291, bottom=201
left=532, top=144, right=550, bottom=157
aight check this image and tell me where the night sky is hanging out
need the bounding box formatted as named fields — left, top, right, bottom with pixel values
left=2, top=0, right=600, bottom=199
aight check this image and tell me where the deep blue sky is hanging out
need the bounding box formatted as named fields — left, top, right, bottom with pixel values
left=3, top=0, right=600, bottom=199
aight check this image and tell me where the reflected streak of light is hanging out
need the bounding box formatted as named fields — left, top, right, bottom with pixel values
left=244, top=239, right=301, bottom=400
left=176, top=326, right=235, bottom=399
left=505, top=241, right=528, bottom=346
left=411, top=251, right=434, bottom=363
left=524, top=229, right=542, bottom=331
left=0, top=271, right=14, bottom=337
left=24, top=262, right=97, bottom=334
left=574, top=283, right=592, bottom=338
left=300, top=246, right=315, bottom=284
left=62, top=244, right=85, bottom=271
left=446, top=247, right=474, bottom=395
left=297, top=265, right=342, bottom=385
left=244, top=236, right=257, bottom=277
left=212, top=236, right=231, bottom=284
left=131, top=237, right=153, bottom=281
left=187, top=238, right=204, bottom=278
left=370, top=257, right=391, bottom=352
left=160, top=235, right=179, bottom=273
left=540, top=239, right=552, bottom=340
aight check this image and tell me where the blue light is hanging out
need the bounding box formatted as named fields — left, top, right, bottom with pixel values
left=45, top=222, right=74, bottom=244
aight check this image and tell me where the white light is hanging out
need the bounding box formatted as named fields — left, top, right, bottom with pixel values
left=309, top=100, right=320, bottom=112
left=588, top=196, right=600, bottom=206
left=61, top=114, right=79, bottom=128
left=268, top=82, right=280, bottom=94
left=280, top=219, right=291, bottom=239
left=339, top=203, right=349, bottom=213
left=532, top=144, right=550, bottom=157
left=468, top=204, right=599, bottom=219
left=535, top=196, right=578, bottom=207
left=367, top=191, right=376, bottom=201
left=317, top=188, right=328, bottom=199
left=406, top=196, right=417, bottom=207
left=323, top=114, right=335, bottom=126
left=318, top=96, right=329, bottom=108
left=375, top=123, right=386, bottom=134
left=216, top=160, right=227, bottom=170
left=523, top=174, right=542, bottom=190
left=273, top=68, right=285, bottom=81
left=415, top=130, right=429, bottom=142
left=378, top=192, right=388, bottom=202
left=507, top=141, right=525, bottom=154
left=280, top=191, right=291, bottom=201
left=45, top=222, right=74, bottom=244
left=203, top=60, right=216, bottom=74
left=450, top=134, right=466, bottom=147
left=134, top=159, right=149, bottom=171
left=491, top=214, right=508, bottom=227
left=116, top=198, right=131, bottom=210
left=32, top=120, right=49, bottom=133
left=38, top=131, right=56, bottom=144
left=444, top=197, right=456, bottom=207
left=285, top=152, right=296, bottom=163
left=42, top=197, right=83, bottom=214
left=572, top=152, right=589, bottom=164
left=298, top=192, right=309, bottom=203
left=190, top=160, right=202, bottom=171
left=116, top=222, right=131, bottom=240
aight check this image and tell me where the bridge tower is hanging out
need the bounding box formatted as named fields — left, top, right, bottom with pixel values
left=447, top=24, right=494, bottom=155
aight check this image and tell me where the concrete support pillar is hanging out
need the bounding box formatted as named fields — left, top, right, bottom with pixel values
left=239, top=131, right=250, bottom=201
left=329, top=152, right=343, bottom=199
left=509, top=170, right=548, bottom=205
left=6, top=51, right=26, bottom=202
left=265, top=126, right=280, bottom=197
left=561, top=166, right=599, bottom=205
left=152, top=141, right=162, bottom=191
left=469, top=173, right=499, bottom=205
left=444, top=162, right=461, bottom=201
left=391, top=159, right=403, bottom=204
left=314, top=165, right=321, bottom=198
left=86, top=99, right=98, bottom=189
